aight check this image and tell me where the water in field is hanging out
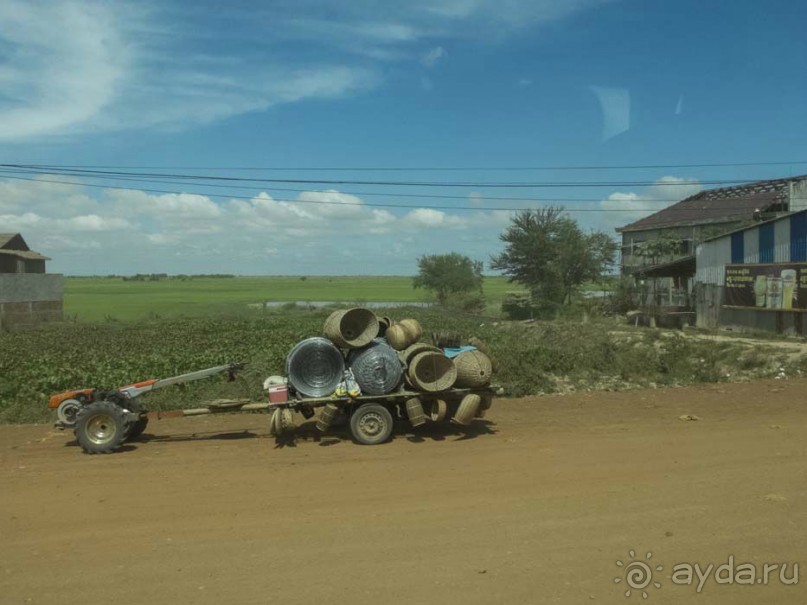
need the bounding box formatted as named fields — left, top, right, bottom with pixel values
left=259, top=301, right=433, bottom=309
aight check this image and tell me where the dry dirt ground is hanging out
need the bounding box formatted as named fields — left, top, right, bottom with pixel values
left=1, top=380, right=805, bottom=605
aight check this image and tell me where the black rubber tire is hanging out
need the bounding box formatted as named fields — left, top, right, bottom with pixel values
left=126, top=416, right=149, bottom=440
left=74, top=401, right=129, bottom=454
left=349, top=403, right=394, bottom=445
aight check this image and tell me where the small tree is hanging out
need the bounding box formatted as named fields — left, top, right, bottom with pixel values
left=491, top=207, right=617, bottom=309
left=413, top=253, right=484, bottom=305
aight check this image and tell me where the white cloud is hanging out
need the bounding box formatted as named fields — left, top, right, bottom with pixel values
left=0, top=176, right=521, bottom=274
left=63, top=214, right=131, bottom=231
left=0, top=0, right=611, bottom=140
left=421, top=46, right=447, bottom=67
left=598, top=176, right=703, bottom=232
left=0, top=0, right=129, bottom=140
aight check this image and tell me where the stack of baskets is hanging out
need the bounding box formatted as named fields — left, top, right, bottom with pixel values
left=283, top=306, right=495, bottom=430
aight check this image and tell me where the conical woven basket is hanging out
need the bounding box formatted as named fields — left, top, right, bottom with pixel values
left=407, top=351, right=457, bottom=392
left=323, top=308, right=379, bottom=349
left=453, top=350, right=493, bottom=388
left=347, top=340, right=403, bottom=395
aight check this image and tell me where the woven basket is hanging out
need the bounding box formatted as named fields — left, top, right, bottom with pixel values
left=376, top=316, right=393, bottom=337
left=476, top=394, right=493, bottom=419
left=453, top=350, right=493, bottom=388
left=452, top=393, right=481, bottom=426
left=428, top=398, right=448, bottom=422
left=323, top=308, right=379, bottom=349
left=399, top=342, right=441, bottom=366
left=315, top=403, right=341, bottom=432
left=384, top=324, right=411, bottom=350
left=405, top=397, right=427, bottom=427
left=408, top=351, right=457, bottom=392
left=286, top=337, right=345, bottom=398
left=398, top=318, right=422, bottom=342
left=347, top=340, right=403, bottom=395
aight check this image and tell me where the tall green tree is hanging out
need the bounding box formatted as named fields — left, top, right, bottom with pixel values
left=413, top=253, right=484, bottom=304
left=491, top=207, right=617, bottom=306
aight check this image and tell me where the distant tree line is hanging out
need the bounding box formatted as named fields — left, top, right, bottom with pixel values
left=119, top=274, right=236, bottom=281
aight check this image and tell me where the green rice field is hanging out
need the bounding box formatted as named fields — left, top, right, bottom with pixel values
left=64, top=275, right=524, bottom=322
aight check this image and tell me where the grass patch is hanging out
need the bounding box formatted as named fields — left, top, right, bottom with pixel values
left=64, top=275, right=525, bottom=322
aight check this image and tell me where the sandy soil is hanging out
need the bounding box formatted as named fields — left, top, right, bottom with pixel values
left=1, top=380, right=805, bottom=604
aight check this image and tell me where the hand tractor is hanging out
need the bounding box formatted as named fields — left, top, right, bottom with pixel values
left=47, top=363, right=244, bottom=454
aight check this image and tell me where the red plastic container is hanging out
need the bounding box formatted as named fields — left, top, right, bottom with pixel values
left=267, top=385, right=289, bottom=404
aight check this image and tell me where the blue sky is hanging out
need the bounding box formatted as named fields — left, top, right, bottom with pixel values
left=0, top=0, right=805, bottom=275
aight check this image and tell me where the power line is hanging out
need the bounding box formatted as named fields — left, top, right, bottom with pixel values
left=0, top=163, right=766, bottom=188
left=9, top=160, right=807, bottom=172
left=0, top=167, right=699, bottom=204
left=0, top=173, right=791, bottom=214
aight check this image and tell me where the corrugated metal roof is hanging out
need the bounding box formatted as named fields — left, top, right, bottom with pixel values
left=618, top=175, right=807, bottom=233
left=0, top=249, right=50, bottom=261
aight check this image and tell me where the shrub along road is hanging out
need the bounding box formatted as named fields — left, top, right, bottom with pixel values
left=1, top=379, right=805, bottom=604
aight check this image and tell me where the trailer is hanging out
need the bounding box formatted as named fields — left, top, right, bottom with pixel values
left=49, top=363, right=499, bottom=453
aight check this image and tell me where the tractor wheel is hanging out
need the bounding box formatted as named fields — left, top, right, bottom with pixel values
left=56, top=398, right=83, bottom=427
left=349, top=403, right=394, bottom=445
left=74, top=401, right=129, bottom=454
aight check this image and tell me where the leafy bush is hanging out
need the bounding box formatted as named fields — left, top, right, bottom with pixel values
left=501, top=292, right=533, bottom=320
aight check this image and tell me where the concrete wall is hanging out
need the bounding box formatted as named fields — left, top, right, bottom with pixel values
left=0, top=273, right=64, bottom=327
left=789, top=180, right=807, bottom=213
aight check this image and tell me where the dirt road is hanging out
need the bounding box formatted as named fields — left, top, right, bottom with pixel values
left=1, top=380, right=805, bottom=604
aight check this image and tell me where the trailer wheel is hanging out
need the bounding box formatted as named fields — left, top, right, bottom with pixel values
left=56, top=398, right=82, bottom=427
left=269, top=409, right=281, bottom=437
left=349, top=403, right=394, bottom=445
left=74, top=401, right=128, bottom=454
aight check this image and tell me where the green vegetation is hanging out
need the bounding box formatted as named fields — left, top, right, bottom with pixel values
left=413, top=253, right=484, bottom=304
left=0, top=306, right=797, bottom=424
left=492, top=207, right=617, bottom=316
left=64, top=275, right=525, bottom=322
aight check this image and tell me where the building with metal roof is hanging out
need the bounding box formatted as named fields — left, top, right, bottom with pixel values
left=694, top=209, right=807, bottom=334
left=616, top=175, right=807, bottom=313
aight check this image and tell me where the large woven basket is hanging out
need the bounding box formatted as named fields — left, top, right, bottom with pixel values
left=399, top=342, right=441, bottom=366
left=452, top=393, right=481, bottom=425
left=384, top=324, right=411, bottom=350
left=286, top=337, right=345, bottom=398
left=407, top=351, right=457, bottom=392
left=398, top=318, right=422, bottom=342
left=347, top=339, right=403, bottom=395
left=453, top=350, right=493, bottom=388
left=323, top=308, right=379, bottom=349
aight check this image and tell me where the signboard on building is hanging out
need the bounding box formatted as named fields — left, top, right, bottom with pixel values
left=724, top=263, right=807, bottom=310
